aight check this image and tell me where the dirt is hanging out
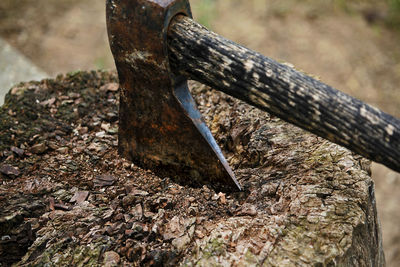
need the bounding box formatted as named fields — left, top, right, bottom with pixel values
left=0, top=0, right=399, bottom=265
left=0, top=0, right=112, bottom=75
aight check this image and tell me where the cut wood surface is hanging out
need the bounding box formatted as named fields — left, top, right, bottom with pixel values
left=0, top=72, right=384, bottom=266
left=168, top=15, right=400, bottom=173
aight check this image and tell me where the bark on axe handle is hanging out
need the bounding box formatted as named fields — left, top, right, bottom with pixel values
left=168, top=15, right=400, bottom=173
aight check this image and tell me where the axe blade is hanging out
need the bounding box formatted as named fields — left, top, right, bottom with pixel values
left=106, top=0, right=241, bottom=191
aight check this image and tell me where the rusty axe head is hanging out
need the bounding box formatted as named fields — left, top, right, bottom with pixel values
left=106, top=0, right=241, bottom=191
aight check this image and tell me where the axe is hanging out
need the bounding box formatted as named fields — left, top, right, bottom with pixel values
left=106, top=0, right=400, bottom=191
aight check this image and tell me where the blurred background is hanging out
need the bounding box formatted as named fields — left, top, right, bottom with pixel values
left=0, top=0, right=399, bottom=265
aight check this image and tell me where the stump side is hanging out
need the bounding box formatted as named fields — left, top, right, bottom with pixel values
left=0, top=71, right=384, bottom=266
left=185, top=83, right=385, bottom=266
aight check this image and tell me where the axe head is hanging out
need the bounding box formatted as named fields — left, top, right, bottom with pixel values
left=106, top=0, right=241, bottom=191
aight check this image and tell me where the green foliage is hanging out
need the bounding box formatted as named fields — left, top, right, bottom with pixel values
left=387, top=0, right=400, bottom=29
left=192, top=0, right=217, bottom=29
left=389, top=0, right=400, bottom=11
left=331, top=0, right=400, bottom=31
left=333, top=0, right=351, bottom=12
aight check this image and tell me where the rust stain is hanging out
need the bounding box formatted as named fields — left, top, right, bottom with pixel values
left=106, top=0, right=240, bottom=191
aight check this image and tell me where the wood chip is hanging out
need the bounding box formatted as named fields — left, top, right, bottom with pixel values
left=49, top=197, right=55, bottom=211
left=11, top=146, right=24, bottom=157
left=40, top=97, right=56, bottom=107
left=94, top=174, right=116, bottom=187
left=54, top=203, right=72, bottom=211
left=103, top=251, right=121, bottom=267
left=237, top=203, right=258, bottom=217
left=70, top=191, right=89, bottom=204
left=30, top=143, right=47, bottom=154
left=218, top=192, right=227, bottom=204
left=100, top=83, right=119, bottom=92
left=131, top=189, right=149, bottom=196
left=0, top=164, right=20, bottom=177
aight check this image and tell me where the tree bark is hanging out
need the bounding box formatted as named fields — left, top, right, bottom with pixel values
left=167, top=15, right=400, bottom=173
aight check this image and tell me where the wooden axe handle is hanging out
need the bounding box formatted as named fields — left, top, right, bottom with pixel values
left=168, top=15, right=400, bottom=172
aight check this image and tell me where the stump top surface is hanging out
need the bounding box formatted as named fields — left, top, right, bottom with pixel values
left=0, top=71, right=382, bottom=266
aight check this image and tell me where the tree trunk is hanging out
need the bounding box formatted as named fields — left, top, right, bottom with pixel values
left=0, top=71, right=384, bottom=266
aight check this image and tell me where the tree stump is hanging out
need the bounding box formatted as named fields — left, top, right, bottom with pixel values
left=0, top=71, right=384, bottom=266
